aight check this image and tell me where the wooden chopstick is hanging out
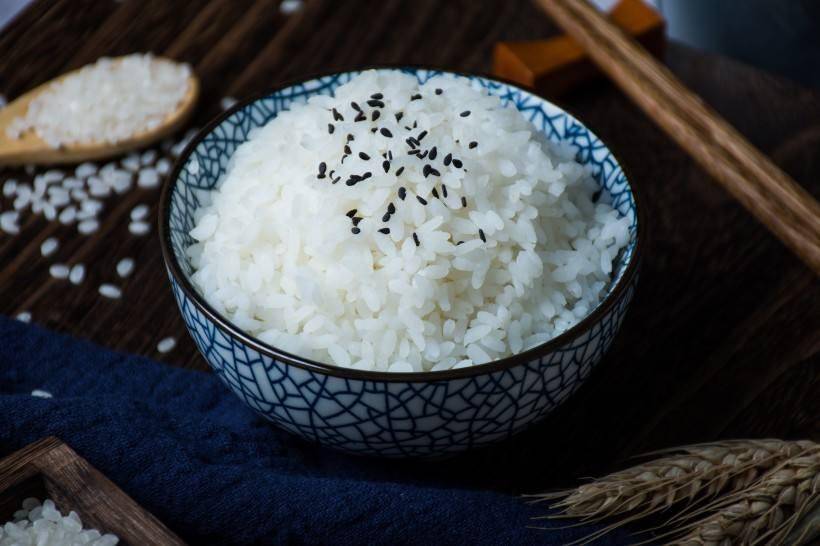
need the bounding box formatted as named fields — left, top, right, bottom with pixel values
left=536, top=0, right=820, bottom=274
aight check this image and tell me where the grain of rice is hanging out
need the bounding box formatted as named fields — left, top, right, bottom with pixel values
left=155, top=158, right=172, bottom=175
left=78, top=219, right=99, bottom=234
left=116, top=257, right=134, bottom=278
left=40, top=237, right=58, bottom=257
left=1, top=211, right=21, bottom=234
left=69, top=263, right=85, bottom=285
left=137, top=168, right=160, bottom=188
left=130, top=204, right=149, bottom=221
left=98, top=283, right=122, bottom=299
left=49, top=264, right=69, bottom=279
left=75, top=162, right=97, bottom=178
left=157, top=336, right=177, bottom=353
left=31, top=389, right=52, bottom=398
left=129, top=221, right=150, bottom=235
left=16, top=311, right=32, bottom=323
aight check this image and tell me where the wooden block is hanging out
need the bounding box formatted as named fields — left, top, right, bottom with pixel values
left=493, top=0, right=665, bottom=96
left=0, top=437, right=185, bottom=546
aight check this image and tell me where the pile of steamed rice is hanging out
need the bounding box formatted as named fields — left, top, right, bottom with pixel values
left=187, top=70, right=630, bottom=372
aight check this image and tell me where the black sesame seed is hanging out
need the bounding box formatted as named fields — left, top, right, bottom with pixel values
left=431, top=187, right=439, bottom=199
left=461, top=196, right=467, bottom=208
left=444, top=153, right=452, bottom=166
left=381, top=212, right=391, bottom=222
left=328, top=123, right=335, bottom=134
left=370, top=92, right=383, bottom=100
left=398, top=186, right=407, bottom=200
left=441, top=184, right=448, bottom=197
left=430, top=166, right=440, bottom=176
left=352, top=217, right=363, bottom=226
left=317, top=174, right=326, bottom=179
left=413, top=232, right=420, bottom=246
left=354, top=112, right=366, bottom=122
left=479, top=229, right=486, bottom=242
left=352, top=227, right=361, bottom=234
left=371, top=110, right=381, bottom=121
left=380, top=128, right=393, bottom=138
left=408, top=149, right=420, bottom=156
left=318, top=162, right=327, bottom=175
left=388, top=150, right=393, bottom=160
left=345, top=176, right=358, bottom=186
left=359, top=152, right=370, bottom=160
left=370, top=127, right=378, bottom=133
left=378, top=227, right=390, bottom=234
left=413, top=121, right=418, bottom=128
left=407, top=137, right=419, bottom=147
left=332, top=108, right=344, bottom=121
left=429, top=146, right=437, bottom=160
left=404, top=125, right=412, bottom=131
left=362, top=171, right=372, bottom=179
left=346, top=209, right=357, bottom=218
left=456, top=240, right=464, bottom=245
left=351, top=101, right=361, bottom=112
left=469, top=141, right=478, bottom=149
left=382, top=160, right=390, bottom=173
left=410, top=93, right=422, bottom=101
left=416, top=195, right=428, bottom=205
left=388, top=203, right=395, bottom=214
left=347, top=134, right=355, bottom=142
left=417, top=130, right=427, bottom=141
left=329, top=170, right=335, bottom=178
left=435, top=88, right=442, bottom=95
left=332, top=176, right=340, bottom=184
left=395, top=112, right=404, bottom=122
left=418, top=150, right=428, bottom=159
left=460, top=110, right=471, bottom=117
left=395, top=166, right=405, bottom=177
left=367, top=99, right=385, bottom=108
left=423, top=164, right=431, bottom=177
left=452, top=159, right=463, bottom=168
left=344, top=145, right=352, bottom=155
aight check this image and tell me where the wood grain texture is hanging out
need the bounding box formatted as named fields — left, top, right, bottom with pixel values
left=537, top=0, right=820, bottom=274
left=0, top=0, right=817, bottom=493
left=0, top=437, right=184, bottom=545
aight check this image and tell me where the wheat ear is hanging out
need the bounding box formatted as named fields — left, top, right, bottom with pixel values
left=667, top=444, right=820, bottom=545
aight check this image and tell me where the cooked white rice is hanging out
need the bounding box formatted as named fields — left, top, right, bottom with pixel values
left=187, top=71, right=630, bottom=372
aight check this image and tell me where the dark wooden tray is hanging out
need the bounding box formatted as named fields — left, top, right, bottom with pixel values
left=0, top=437, right=184, bottom=546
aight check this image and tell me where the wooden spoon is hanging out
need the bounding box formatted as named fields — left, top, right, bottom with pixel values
left=0, top=56, right=199, bottom=166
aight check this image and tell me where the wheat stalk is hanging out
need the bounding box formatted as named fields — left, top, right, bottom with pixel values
left=528, top=439, right=818, bottom=545
left=669, top=445, right=820, bottom=545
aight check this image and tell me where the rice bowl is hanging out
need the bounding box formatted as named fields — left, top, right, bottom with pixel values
left=185, top=70, right=630, bottom=373
left=160, top=67, right=642, bottom=456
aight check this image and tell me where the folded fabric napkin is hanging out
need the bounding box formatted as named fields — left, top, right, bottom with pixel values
left=0, top=316, right=632, bottom=545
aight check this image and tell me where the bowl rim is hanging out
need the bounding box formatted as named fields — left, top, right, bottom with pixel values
left=158, top=65, right=646, bottom=383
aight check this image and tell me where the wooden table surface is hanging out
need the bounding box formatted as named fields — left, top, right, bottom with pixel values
left=0, top=0, right=817, bottom=490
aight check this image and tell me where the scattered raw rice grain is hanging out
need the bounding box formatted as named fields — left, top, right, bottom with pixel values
left=75, top=162, right=97, bottom=178
left=31, top=389, right=52, bottom=398
left=129, top=221, right=150, bottom=235
left=40, top=237, right=58, bottom=257
left=137, top=168, right=160, bottom=188
left=157, top=336, right=177, bottom=353
left=130, top=204, right=149, bottom=221
left=98, top=283, right=122, bottom=299
left=49, top=264, right=70, bottom=279
left=16, top=311, right=32, bottom=323
left=0, top=211, right=20, bottom=234
left=155, top=158, right=172, bottom=175
left=116, top=257, right=135, bottom=278
left=78, top=219, right=99, bottom=234
left=140, top=149, right=157, bottom=165
left=69, top=263, right=86, bottom=285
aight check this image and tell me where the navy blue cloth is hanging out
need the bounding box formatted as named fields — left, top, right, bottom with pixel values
left=0, top=316, right=633, bottom=545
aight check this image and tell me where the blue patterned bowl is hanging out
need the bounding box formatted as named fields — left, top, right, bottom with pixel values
left=159, top=68, right=643, bottom=457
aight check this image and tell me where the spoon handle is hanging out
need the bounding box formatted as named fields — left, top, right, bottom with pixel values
left=537, top=0, right=820, bottom=274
